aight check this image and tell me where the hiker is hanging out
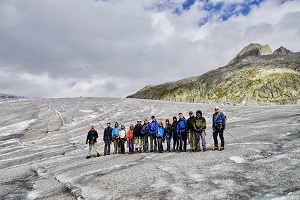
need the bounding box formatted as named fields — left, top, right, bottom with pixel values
left=141, top=119, right=150, bottom=152
left=149, top=116, right=158, bottom=152
left=186, top=111, right=196, bottom=152
left=134, top=120, right=143, bottom=153
left=177, top=113, right=187, bottom=152
left=127, top=124, right=135, bottom=154
left=156, top=121, right=165, bottom=153
left=103, top=122, right=113, bottom=155
left=86, top=125, right=100, bottom=159
left=171, top=116, right=179, bottom=152
left=193, top=110, right=206, bottom=152
left=112, top=122, right=120, bottom=154
left=164, top=119, right=172, bottom=152
left=119, top=125, right=127, bottom=154
left=212, top=106, right=226, bottom=151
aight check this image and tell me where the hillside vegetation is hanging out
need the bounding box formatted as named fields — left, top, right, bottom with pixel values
left=127, top=44, right=300, bottom=105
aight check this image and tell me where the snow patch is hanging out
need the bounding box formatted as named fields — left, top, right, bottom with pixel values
left=229, top=156, right=245, bottom=163
left=0, top=119, right=37, bottom=137
left=27, top=191, right=38, bottom=200
left=79, top=110, right=94, bottom=113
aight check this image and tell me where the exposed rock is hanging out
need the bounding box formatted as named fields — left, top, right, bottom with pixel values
left=127, top=43, right=300, bottom=106
left=273, top=46, right=293, bottom=55
left=228, top=43, right=272, bottom=65
left=0, top=93, right=25, bottom=99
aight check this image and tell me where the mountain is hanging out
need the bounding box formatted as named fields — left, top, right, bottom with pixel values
left=127, top=43, right=300, bottom=105
left=0, top=93, right=25, bottom=99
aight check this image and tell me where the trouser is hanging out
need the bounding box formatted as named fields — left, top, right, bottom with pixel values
left=190, top=131, right=197, bottom=150
left=150, top=135, right=157, bottom=152
left=143, top=135, right=149, bottom=152
left=88, top=142, right=100, bottom=156
left=213, top=128, right=224, bottom=147
left=157, top=138, right=163, bottom=152
left=119, top=138, right=126, bottom=154
left=173, top=136, right=179, bottom=151
left=196, top=131, right=206, bottom=150
left=179, top=131, right=187, bottom=151
left=128, top=140, right=134, bottom=153
left=112, top=138, right=119, bottom=154
left=103, top=137, right=111, bottom=154
left=166, top=138, right=171, bottom=151
left=134, top=136, right=142, bottom=152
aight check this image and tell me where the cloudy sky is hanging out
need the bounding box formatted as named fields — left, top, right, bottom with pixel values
left=0, top=0, right=300, bottom=98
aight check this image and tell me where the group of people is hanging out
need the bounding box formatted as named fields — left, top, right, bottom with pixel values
left=85, top=106, right=226, bottom=159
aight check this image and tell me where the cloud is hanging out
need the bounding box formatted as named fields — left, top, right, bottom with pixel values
left=0, top=0, right=299, bottom=98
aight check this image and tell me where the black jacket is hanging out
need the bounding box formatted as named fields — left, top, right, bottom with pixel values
left=164, top=125, right=172, bottom=139
left=171, top=121, right=178, bottom=138
left=134, top=124, right=142, bottom=137
left=103, top=127, right=113, bottom=139
left=86, top=129, right=98, bottom=144
left=186, top=116, right=195, bottom=132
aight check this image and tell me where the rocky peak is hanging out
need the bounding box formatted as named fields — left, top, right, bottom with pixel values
left=273, top=46, right=292, bottom=55
left=229, top=43, right=272, bottom=64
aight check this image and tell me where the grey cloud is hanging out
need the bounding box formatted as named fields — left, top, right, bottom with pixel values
left=0, top=0, right=300, bottom=98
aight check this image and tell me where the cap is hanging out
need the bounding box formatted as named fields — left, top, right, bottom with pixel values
left=137, top=119, right=142, bottom=122
left=189, top=111, right=193, bottom=114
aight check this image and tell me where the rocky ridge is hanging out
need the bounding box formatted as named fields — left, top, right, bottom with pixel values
left=0, top=93, right=25, bottom=99
left=127, top=43, right=300, bottom=105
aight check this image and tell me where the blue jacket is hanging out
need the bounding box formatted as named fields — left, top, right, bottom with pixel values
left=176, top=117, right=187, bottom=133
left=157, top=125, right=164, bottom=138
left=212, top=112, right=226, bottom=128
left=112, top=126, right=120, bottom=138
left=149, top=120, right=158, bottom=136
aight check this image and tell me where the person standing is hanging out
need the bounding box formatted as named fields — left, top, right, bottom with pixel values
left=212, top=106, right=226, bottom=151
left=149, top=116, right=158, bottom=152
left=193, top=110, right=206, bottom=152
left=186, top=111, right=196, bottom=152
left=119, top=125, right=127, bottom=154
left=86, top=125, right=100, bottom=159
left=156, top=121, right=165, bottom=153
left=177, top=113, right=187, bottom=152
left=164, top=119, right=172, bottom=152
left=103, top=123, right=113, bottom=155
left=134, top=120, right=143, bottom=153
left=127, top=124, right=135, bottom=154
left=141, top=119, right=150, bottom=152
left=171, top=116, right=179, bottom=152
left=112, top=122, right=120, bottom=154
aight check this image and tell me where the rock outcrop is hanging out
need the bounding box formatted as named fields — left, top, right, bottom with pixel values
left=273, top=46, right=292, bottom=55
left=127, top=44, right=300, bottom=106
left=0, top=93, right=25, bottom=99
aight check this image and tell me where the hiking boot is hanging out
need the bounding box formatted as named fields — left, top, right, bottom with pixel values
left=203, top=148, right=206, bottom=152
left=212, top=146, right=218, bottom=151
left=220, top=146, right=224, bottom=151
left=97, top=153, right=100, bottom=157
left=86, top=156, right=91, bottom=159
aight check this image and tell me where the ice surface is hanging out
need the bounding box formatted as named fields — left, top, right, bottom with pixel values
left=0, top=97, right=299, bottom=200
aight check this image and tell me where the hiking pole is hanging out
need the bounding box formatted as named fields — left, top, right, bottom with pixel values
left=224, top=129, right=237, bottom=140
left=207, top=129, right=214, bottom=144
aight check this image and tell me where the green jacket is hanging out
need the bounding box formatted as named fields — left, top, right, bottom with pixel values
left=193, top=117, right=206, bottom=132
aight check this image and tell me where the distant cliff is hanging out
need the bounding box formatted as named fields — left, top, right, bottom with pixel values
left=127, top=43, right=300, bottom=105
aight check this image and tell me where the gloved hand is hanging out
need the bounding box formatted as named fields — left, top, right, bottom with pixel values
left=86, top=141, right=88, bottom=144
